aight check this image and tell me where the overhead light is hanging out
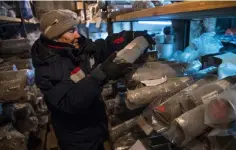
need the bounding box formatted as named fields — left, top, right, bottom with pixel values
left=138, top=21, right=172, bottom=25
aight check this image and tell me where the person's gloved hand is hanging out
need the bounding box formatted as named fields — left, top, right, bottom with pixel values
left=100, top=52, right=133, bottom=80
left=134, top=31, right=156, bottom=50
left=91, top=52, right=133, bottom=83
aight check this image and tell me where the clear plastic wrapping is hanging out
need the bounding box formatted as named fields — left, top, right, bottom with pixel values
left=125, top=62, right=180, bottom=88
left=0, top=64, right=14, bottom=71
left=15, top=116, right=38, bottom=134
left=114, top=36, right=149, bottom=64
left=174, top=105, right=208, bottom=146
left=157, top=76, right=235, bottom=118
left=2, top=103, right=38, bottom=133
left=205, top=84, right=236, bottom=128
left=0, top=70, right=34, bottom=102
left=102, top=84, right=113, bottom=99
left=152, top=75, right=218, bottom=127
left=30, top=96, right=48, bottom=116
left=13, top=103, right=38, bottom=133
left=161, top=105, right=208, bottom=147
left=13, top=103, right=36, bottom=120
left=113, top=133, right=137, bottom=150
left=0, top=39, right=31, bottom=54
left=188, top=76, right=236, bottom=107
left=0, top=123, right=27, bottom=150
left=184, top=139, right=209, bottom=150
left=191, top=32, right=223, bottom=56
left=110, top=117, right=138, bottom=142
left=108, top=107, right=144, bottom=127
left=125, top=77, right=194, bottom=110
left=105, top=97, right=128, bottom=115
left=218, top=62, right=236, bottom=79
left=0, top=78, right=26, bottom=103
left=207, top=135, right=236, bottom=150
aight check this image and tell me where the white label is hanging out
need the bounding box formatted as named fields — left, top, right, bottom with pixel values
left=215, top=80, right=231, bottom=90
left=141, top=76, right=167, bottom=87
left=201, top=91, right=218, bottom=104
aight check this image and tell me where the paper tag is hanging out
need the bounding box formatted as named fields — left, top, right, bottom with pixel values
left=201, top=91, right=218, bottom=104
left=96, top=17, right=102, bottom=28
left=215, top=80, right=231, bottom=90
left=141, top=76, right=167, bottom=86
left=86, top=20, right=90, bottom=28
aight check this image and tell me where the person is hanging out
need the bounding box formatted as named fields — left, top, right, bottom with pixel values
left=31, top=9, right=155, bottom=150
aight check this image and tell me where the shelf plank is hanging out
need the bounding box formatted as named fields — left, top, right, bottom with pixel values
left=113, top=1, right=236, bottom=21
left=0, top=16, right=38, bottom=24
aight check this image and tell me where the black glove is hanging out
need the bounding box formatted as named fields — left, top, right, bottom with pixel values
left=91, top=52, right=133, bottom=82
left=134, top=31, right=156, bottom=50
left=101, top=52, right=133, bottom=80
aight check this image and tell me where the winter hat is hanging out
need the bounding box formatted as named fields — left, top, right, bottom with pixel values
left=40, top=9, right=80, bottom=39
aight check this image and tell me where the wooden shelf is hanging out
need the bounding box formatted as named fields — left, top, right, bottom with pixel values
left=113, top=1, right=236, bottom=21
left=0, top=16, right=39, bottom=24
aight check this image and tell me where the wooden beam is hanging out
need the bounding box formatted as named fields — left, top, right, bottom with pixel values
left=0, top=15, right=39, bottom=24
left=113, top=1, right=236, bottom=21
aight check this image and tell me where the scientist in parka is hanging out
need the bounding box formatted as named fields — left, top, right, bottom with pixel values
left=31, top=9, right=155, bottom=150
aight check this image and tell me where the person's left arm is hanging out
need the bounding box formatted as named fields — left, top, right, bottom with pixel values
left=93, top=30, right=155, bottom=64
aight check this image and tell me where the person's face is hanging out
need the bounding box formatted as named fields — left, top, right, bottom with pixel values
left=57, top=27, right=80, bottom=48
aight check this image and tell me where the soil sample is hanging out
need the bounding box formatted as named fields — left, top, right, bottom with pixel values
left=126, top=76, right=194, bottom=110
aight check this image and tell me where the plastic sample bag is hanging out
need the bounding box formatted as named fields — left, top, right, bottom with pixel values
left=191, top=32, right=223, bottom=56
left=0, top=64, right=14, bottom=71
left=180, top=47, right=199, bottom=63
left=184, top=139, right=209, bottom=150
left=205, top=84, right=236, bottom=128
left=152, top=75, right=218, bottom=127
left=125, top=77, right=194, bottom=110
left=0, top=123, right=27, bottom=150
left=113, top=133, right=137, bottom=150
left=114, top=36, right=149, bottom=64
left=15, top=116, right=38, bottom=134
left=110, top=117, right=138, bottom=142
left=0, top=70, right=34, bottom=102
left=207, top=135, right=236, bottom=150
left=0, top=39, right=31, bottom=54
left=125, top=62, right=187, bottom=88
left=105, top=96, right=128, bottom=115
left=162, top=105, right=208, bottom=146
left=147, top=76, right=236, bottom=134
left=218, top=63, right=236, bottom=79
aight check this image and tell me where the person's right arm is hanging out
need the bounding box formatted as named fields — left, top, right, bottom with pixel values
left=38, top=75, right=104, bottom=115
left=36, top=52, right=131, bottom=115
